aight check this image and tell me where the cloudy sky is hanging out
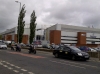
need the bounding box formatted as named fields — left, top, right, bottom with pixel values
left=0, top=0, right=100, bottom=32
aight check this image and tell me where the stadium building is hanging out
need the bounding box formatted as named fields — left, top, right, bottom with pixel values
left=45, top=24, right=100, bottom=47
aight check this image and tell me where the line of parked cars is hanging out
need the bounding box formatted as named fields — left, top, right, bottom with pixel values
left=0, top=40, right=7, bottom=49
left=78, top=46, right=100, bottom=52
left=46, top=43, right=100, bottom=52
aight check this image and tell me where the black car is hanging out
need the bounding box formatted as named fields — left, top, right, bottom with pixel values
left=53, top=45, right=90, bottom=61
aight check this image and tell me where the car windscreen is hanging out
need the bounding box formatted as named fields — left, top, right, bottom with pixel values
left=69, top=46, right=81, bottom=51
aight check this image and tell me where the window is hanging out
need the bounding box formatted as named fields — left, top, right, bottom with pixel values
left=91, top=41, right=95, bottom=44
left=58, top=46, right=64, bottom=50
left=36, top=35, right=41, bottom=40
left=64, top=47, right=70, bottom=51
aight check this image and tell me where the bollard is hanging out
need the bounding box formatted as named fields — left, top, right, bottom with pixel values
left=98, top=51, right=100, bottom=60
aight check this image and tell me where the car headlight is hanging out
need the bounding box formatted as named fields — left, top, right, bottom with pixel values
left=77, top=53, right=83, bottom=56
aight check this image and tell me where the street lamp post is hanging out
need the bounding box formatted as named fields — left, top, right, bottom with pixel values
left=15, top=1, right=21, bottom=43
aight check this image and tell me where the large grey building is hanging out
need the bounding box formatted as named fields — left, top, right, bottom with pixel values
left=45, top=24, right=100, bottom=47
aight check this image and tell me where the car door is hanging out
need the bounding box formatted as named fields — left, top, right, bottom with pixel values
left=63, top=47, right=71, bottom=58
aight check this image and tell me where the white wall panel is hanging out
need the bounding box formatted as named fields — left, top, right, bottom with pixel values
left=24, top=28, right=30, bottom=35
left=95, top=42, right=100, bottom=44
left=61, top=40, right=77, bottom=43
left=64, top=44, right=71, bottom=45
left=86, top=41, right=100, bottom=44
left=86, top=33, right=100, bottom=38
left=86, top=42, right=91, bottom=44
left=45, top=25, right=56, bottom=41
left=86, top=38, right=100, bottom=41
left=56, top=24, right=61, bottom=30
left=61, top=37, right=77, bottom=40
left=61, top=31, right=77, bottom=37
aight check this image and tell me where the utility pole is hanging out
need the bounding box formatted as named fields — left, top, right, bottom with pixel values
left=15, top=1, right=21, bottom=43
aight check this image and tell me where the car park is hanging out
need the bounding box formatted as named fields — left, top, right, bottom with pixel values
left=53, top=45, right=90, bottom=61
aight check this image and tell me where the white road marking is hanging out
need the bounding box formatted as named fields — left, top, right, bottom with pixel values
left=10, top=64, right=15, bottom=66
left=28, top=72, right=35, bottom=74
left=3, top=65, right=8, bottom=67
left=0, top=63, right=3, bottom=65
left=0, top=60, right=35, bottom=74
left=8, top=67, right=13, bottom=70
left=50, top=60, right=86, bottom=69
left=15, top=66, right=21, bottom=68
left=13, top=70, right=19, bottom=73
left=59, top=60, right=98, bottom=68
left=6, top=62, right=10, bottom=64
left=2, top=61, right=6, bottom=62
left=21, top=69, right=27, bottom=71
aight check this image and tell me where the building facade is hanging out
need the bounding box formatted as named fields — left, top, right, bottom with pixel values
left=45, top=24, right=100, bottom=47
left=0, top=27, right=29, bottom=44
left=0, top=26, right=45, bottom=44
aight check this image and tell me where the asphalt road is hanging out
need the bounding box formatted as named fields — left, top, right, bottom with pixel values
left=0, top=48, right=100, bottom=74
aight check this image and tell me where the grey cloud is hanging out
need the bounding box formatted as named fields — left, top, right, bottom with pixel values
left=0, top=0, right=100, bottom=33
left=43, top=0, right=100, bottom=27
left=0, top=0, right=19, bottom=32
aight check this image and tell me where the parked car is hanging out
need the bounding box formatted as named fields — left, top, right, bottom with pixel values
left=94, top=48, right=100, bottom=51
left=32, top=40, right=42, bottom=48
left=88, top=47, right=97, bottom=52
left=3, top=41, right=11, bottom=45
left=53, top=45, right=90, bottom=61
left=20, top=43, right=26, bottom=47
left=0, top=42, right=7, bottom=49
left=26, top=44, right=31, bottom=47
left=0, top=40, right=4, bottom=43
left=78, top=46, right=90, bottom=52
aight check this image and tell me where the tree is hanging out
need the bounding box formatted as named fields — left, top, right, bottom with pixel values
left=29, top=10, right=37, bottom=44
left=17, top=4, right=26, bottom=43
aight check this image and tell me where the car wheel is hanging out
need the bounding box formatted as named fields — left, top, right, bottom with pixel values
left=72, top=55, right=76, bottom=61
left=55, top=53, right=59, bottom=58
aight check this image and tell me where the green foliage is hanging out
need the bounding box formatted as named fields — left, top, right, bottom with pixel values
left=29, top=10, right=37, bottom=44
left=17, top=4, right=26, bottom=43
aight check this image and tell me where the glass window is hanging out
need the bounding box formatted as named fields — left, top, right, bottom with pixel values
left=69, top=46, right=81, bottom=51
left=63, top=47, right=70, bottom=51
left=58, top=46, right=64, bottom=50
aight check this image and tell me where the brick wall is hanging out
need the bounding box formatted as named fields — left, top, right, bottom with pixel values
left=50, top=30, right=61, bottom=44
left=14, top=34, right=28, bottom=44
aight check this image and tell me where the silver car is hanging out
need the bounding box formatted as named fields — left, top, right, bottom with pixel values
left=0, top=42, right=7, bottom=49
